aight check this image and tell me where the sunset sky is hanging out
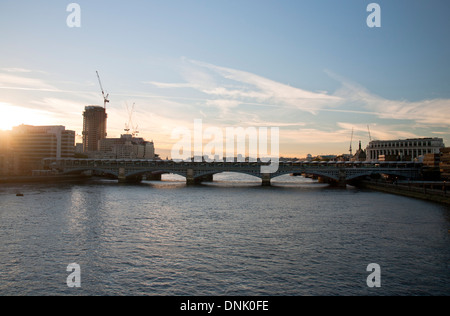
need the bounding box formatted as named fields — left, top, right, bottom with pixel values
left=1, top=0, right=449, bottom=158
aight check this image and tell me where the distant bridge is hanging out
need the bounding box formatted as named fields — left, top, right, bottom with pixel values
left=43, top=159, right=423, bottom=187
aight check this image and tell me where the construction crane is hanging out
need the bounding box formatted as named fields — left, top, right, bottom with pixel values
left=367, top=125, right=372, bottom=142
left=349, top=127, right=354, bottom=156
left=124, top=102, right=133, bottom=134
left=124, top=102, right=139, bottom=137
left=96, top=71, right=110, bottom=109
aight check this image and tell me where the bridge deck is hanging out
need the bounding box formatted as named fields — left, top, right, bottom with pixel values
left=43, top=158, right=423, bottom=185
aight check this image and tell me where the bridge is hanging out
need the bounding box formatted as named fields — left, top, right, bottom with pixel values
left=43, top=158, right=423, bottom=187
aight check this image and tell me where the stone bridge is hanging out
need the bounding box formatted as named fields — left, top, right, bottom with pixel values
left=43, top=159, right=423, bottom=187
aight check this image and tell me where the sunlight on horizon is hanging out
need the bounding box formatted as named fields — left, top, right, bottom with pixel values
left=0, top=102, right=56, bottom=131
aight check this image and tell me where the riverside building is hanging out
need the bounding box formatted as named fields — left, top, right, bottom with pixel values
left=9, top=125, right=75, bottom=175
left=0, top=131, right=11, bottom=176
left=366, top=138, right=445, bottom=162
left=97, top=134, right=155, bottom=159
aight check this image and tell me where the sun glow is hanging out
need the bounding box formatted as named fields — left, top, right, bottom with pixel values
left=0, top=102, right=55, bottom=130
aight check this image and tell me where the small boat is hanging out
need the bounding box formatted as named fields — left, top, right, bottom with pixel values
left=16, top=193, right=24, bottom=197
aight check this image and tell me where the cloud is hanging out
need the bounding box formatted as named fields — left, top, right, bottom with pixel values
left=31, top=98, right=85, bottom=114
left=1, top=68, right=49, bottom=75
left=329, top=71, right=450, bottom=127
left=150, top=58, right=342, bottom=115
left=144, top=59, right=450, bottom=155
left=145, top=82, right=200, bottom=89
left=205, top=99, right=241, bottom=117
left=2, top=59, right=447, bottom=157
left=0, top=73, right=58, bottom=92
left=336, top=122, right=419, bottom=141
left=1, top=68, right=34, bottom=73
left=366, top=98, right=450, bottom=126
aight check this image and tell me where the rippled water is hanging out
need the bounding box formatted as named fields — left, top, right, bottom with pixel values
left=0, top=174, right=449, bottom=296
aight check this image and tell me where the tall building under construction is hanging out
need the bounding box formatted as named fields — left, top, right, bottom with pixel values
left=82, top=106, right=107, bottom=152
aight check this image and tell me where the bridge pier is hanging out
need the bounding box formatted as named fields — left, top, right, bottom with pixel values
left=118, top=167, right=126, bottom=183
left=338, top=169, right=347, bottom=188
left=118, top=168, right=143, bottom=183
left=186, top=169, right=197, bottom=185
left=262, top=173, right=271, bottom=187
left=325, top=169, right=348, bottom=188
left=186, top=169, right=214, bottom=185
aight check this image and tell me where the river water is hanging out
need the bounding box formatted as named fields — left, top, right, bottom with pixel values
left=0, top=173, right=449, bottom=296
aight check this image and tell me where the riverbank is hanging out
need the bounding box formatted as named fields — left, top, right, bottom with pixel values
left=357, top=180, right=450, bottom=206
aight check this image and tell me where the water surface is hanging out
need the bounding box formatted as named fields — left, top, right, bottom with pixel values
left=0, top=174, right=449, bottom=295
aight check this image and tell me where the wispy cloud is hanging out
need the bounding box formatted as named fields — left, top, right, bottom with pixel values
left=1, top=59, right=448, bottom=157
left=328, top=70, right=450, bottom=127
left=0, top=73, right=58, bottom=92
left=149, top=58, right=342, bottom=115
left=1, top=68, right=33, bottom=73
left=142, top=59, right=450, bottom=155
left=336, top=122, right=419, bottom=141
left=1, top=68, right=48, bottom=74
left=191, top=59, right=341, bottom=107
left=145, top=82, right=200, bottom=89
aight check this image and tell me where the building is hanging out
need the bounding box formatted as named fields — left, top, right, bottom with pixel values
left=422, top=153, right=442, bottom=180
left=440, top=148, right=450, bottom=181
left=315, top=155, right=337, bottom=161
left=75, top=143, right=84, bottom=154
left=353, top=141, right=367, bottom=162
left=0, top=131, right=11, bottom=176
left=82, top=106, right=107, bottom=152
left=97, top=134, right=155, bottom=159
left=423, top=153, right=441, bottom=168
left=9, top=125, right=75, bottom=175
left=366, top=138, right=445, bottom=161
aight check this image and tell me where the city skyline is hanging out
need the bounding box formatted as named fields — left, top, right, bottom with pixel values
left=1, top=0, right=450, bottom=158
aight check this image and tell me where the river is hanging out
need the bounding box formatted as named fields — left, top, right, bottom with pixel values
left=0, top=173, right=449, bottom=296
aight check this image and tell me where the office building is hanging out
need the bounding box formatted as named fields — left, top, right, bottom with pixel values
left=440, top=148, right=450, bottom=181
left=82, top=106, right=107, bottom=152
left=0, top=131, right=11, bottom=176
left=98, top=134, right=155, bottom=159
left=366, top=138, right=445, bottom=161
left=10, top=125, right=75, bottom=175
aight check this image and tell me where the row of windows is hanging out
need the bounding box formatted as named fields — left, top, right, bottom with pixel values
left=369, top=141, right=435, bottom=148
left=368, top=148, right=436, bottom=159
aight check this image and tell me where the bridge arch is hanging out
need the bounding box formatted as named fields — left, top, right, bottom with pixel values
left=193, top=170, right=263, bottom=180
left=125, top=169, right=188, bottom=179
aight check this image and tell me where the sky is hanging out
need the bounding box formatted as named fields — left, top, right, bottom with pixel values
left=0, top=0, right=449, bottom=158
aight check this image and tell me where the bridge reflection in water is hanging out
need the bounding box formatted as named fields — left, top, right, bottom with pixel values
left=43, top=159, right=423, bottom=187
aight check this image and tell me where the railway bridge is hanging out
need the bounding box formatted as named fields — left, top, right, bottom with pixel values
left=43, top=159, right=423, bottom=187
